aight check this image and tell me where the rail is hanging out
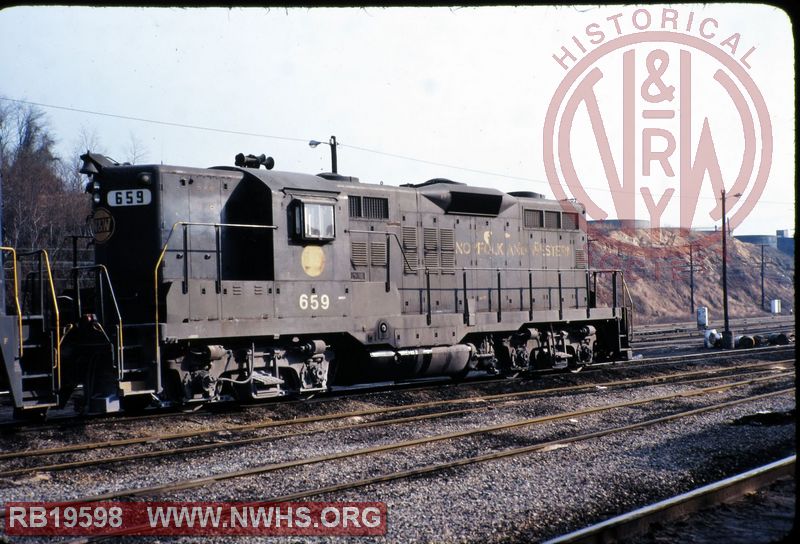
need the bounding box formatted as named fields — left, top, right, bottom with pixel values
left=0, top=247, right=24, bottom=357
left=544, top=455, right=796, bottom=544
left=153, top=221, right=278, bottom=369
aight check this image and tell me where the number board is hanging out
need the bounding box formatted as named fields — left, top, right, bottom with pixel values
left=107, top=189, right=152, bottom=207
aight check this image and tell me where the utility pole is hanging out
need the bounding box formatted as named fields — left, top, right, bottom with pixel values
left=587, top=237, right=597, bottom=268
left=689, top=243, right=695, bottom=315
left=720, top=189, right=740, bottom=349
left=761, top=244, right=765, bottom=311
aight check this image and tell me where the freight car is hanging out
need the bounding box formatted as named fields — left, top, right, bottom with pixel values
left=1, top=152, right=632, bottom=418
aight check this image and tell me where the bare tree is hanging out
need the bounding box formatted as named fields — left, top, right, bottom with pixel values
left=58, top=125, right=105, bottom=193
left=0, top=102, right=90, bottom=251
left=124, top=131, right=148, bottom=164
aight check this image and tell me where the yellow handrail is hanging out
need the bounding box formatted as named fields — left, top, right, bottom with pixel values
left=0, top=247, right=23, bottom=357
left=40, top=251, right=61, bottom=390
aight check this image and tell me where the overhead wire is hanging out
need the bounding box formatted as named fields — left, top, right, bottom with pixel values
left=0, top=95, right=793, bottom=207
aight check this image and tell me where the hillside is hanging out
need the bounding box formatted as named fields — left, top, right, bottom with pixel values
left=587, top=225, right=795, bottom=325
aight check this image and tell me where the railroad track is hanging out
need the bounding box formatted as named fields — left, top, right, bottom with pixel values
left=631, top=330, right=795, bottom=354
left=0, top=351, right=793, bottom=464
left=543, top=455, right=796, bottom=544
left=0, top=358, right=792, bottom=478
left=1, top=341, right=791, bottom=434
left=48, top=372, right=795, bottom=543
left=632, top=315, right=794, bottom=340
left=1, top=358, right=792, bottom=515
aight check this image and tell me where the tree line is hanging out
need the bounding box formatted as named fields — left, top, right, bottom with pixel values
left=0, top=101, right=90, bottom=251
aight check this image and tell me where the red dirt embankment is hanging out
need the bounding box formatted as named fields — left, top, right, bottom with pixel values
left=588, top=225, right=795, bottom=325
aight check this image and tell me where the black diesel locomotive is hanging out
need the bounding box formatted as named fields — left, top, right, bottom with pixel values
left=1, top=152, right=632, bottom=417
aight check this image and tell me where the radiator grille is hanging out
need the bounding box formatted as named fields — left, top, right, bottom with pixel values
left=524, top=209, right=543, bottom=228
left=363, top=197, right=389, bottom=219
left=562, top=212, right=579, bottom=230
left=544, top=211, right=561, bottom=229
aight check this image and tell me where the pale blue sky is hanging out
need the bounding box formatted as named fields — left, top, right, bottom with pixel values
left=0, top=5, right=794, bottom=235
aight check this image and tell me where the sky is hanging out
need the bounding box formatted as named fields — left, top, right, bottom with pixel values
left=0, top=5, right=794, bottom=235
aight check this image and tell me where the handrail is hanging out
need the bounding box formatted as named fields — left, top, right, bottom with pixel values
left=346, top=229, right=416, bottom=276
left=622, top=274, right=635, bottom=340
left=17, top=250, right=61, bottom=390
left=72, top=265, right=124, bottom=375
left=153, top=221, right=278, bottom=369
left=0, top=247, right=23, bottom=357
left=41, top=251, right=61, bottom=391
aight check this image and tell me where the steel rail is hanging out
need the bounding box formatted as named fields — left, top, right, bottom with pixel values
left=0, top=343, right=792, bottom=433
left=2, top=373, right=793, bottom=520
left=1, top=363, right=790, bottom=478
left=0, top=357, right=792, bottom=461
left=63, top=387, right=795, bottom=543
left=543, top=455, right=796, bottom=544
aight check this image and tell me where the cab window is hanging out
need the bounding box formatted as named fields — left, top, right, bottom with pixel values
left=292, top=200, right=335, bottom=242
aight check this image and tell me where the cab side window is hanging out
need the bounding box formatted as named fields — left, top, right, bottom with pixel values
left=291, top=200, right=336, bottom=242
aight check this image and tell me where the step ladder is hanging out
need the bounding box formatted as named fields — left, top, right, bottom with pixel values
left=1, top=248, right=61, bottom=413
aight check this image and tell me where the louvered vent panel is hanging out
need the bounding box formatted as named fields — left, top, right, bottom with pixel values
left=439, top=229, right=455, bottom=274
left=439, top=229, right=454, bottom=251
left=575, top=248, right=587, bottom=268
left=423, top=228, right=439, bottom=271
left=402, top=226, right=418, bottom=274
left=351, top=241, right=368, bottom=267
left=370, top=242, right=387, bottom=267
left=423, top=228, right=438, bottom=250
left=424, top=250, right=439, bottom=269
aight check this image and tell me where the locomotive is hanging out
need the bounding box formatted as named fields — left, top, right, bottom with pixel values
left=1, top=152, right=632, bottom=417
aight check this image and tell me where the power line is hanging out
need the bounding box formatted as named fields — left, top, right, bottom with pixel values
left=340, top=142, right=543, bottom=183
left=0, top=95, right=794, bottom=207
left=0, top=96, right=308, bottom=145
